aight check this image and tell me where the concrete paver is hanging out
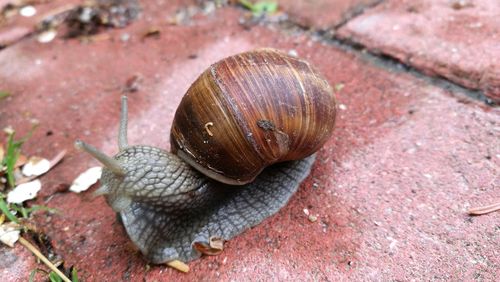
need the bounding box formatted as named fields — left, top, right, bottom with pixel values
left=0, top=2, right=498, bottom=281
left=337, top=0, right=500, bottom=102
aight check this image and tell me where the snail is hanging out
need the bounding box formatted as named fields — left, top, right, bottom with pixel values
left=75, top=49, right=336, bottom=267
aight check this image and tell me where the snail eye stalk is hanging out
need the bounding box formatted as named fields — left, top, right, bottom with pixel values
left=118, top=95, right=129, bottom=151
left=74, top=140, right=125, bottom=176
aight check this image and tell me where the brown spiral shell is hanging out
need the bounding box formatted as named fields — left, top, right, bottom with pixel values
left=170, top=48, right=336, bottom=185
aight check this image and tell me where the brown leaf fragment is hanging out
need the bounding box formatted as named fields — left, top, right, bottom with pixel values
left=166, top=260, right=189, bottom=273
left=14, top=154, right=27, bottom=169
left=122, top=74, right=142, bottom=93
left=142, top=27, right=160, bottom=38
left=193, top=236, right=224, bottom=256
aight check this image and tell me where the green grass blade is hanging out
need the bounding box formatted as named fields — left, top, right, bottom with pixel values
left=71, top=267, right=79, bottom=282
left=49, top=271, right=63, bottom=282
left=3, top=132, right=20, bottom=187
left=0, top=197, right=19, bottom=223
left=0, top=91, right=9, bottom=100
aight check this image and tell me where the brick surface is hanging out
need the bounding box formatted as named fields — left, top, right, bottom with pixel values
left=0, top=0, right=83, bottom=46
left=0, top=3, right=499, bottom=282
left=277, top=0, right=381, bottom=29
left=337, top=0, right=500, bottom=102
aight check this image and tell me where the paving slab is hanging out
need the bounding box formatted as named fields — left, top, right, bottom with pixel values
left=0, top=4, right=499, bottom=282
left=277, top=0, right=381, bottom=30
left=337, top=0, right=500, bottom=103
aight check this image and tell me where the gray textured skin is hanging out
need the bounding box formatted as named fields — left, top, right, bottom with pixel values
left=77, top=96, right=316, bottom=264
left=100, top=146, right=315, bottom=263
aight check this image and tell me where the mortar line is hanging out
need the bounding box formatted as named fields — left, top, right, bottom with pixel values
left=332, top=0, right=385, bottom=30
left=273, top=18, right=494, bottom=106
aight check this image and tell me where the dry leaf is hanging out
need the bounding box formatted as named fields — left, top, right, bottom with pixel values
left=193, top=236, right=224, bottom=256
left=0, top=222, right=21, bottom=247
left=14, top=154, right=28, bottom=169
left=69, top=167, right=102, bottom=193
left=143, top=27, right=161, bottom=38
left=7, top=179, right=42, bottom=204
left=0, top=144, right=4, bottom=161
left=166, top=260, right=189, bottom=273
left=22, top=156, right=51, bottom=177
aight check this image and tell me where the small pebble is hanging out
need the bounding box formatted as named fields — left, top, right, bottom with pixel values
left=37, top=30, right=57, bottom=43
left=288, top=49, right=298, bottom=57
left=303, top=208, right=309, bottom=216
left=20, top=6, right=36, bottom=17
left=120, top=33, right=130, bottom=42
left=308, top=214, right=318, bottom=222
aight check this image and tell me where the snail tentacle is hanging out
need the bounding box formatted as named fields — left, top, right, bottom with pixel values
left=74, top=140, right=125, bottom=176
left=118, top=95, right=129, bottom=151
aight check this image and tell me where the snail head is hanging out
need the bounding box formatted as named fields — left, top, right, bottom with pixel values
left=75, top=96, right=209, bottom=214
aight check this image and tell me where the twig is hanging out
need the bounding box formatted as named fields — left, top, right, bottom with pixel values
left=468, top=202, right=500, bottom=215
left=18, top=237, right=71, bottom=282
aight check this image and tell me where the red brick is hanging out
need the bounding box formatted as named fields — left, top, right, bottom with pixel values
left=0, top=5, right=498, bottom=282
left=0, top=0, right=84, bottom=47
left=0, top=246, right=36, bottom=281
left=337, top=0, right=500, bottom=102
left=278, top=0, right=381, bottom=29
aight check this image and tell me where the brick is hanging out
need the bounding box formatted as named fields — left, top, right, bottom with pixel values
left=0, top=0, right=83, bottom=47
left=0, top=5, right=498, bottom=281
left=337, top=0, right=500, bottom=102
left=277, top=0, right=381, bottom=29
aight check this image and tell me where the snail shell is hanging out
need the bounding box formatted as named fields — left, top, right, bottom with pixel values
left=171, top=48, right=336, bottom=185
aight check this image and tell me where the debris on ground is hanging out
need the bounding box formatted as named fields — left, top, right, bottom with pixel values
left=468, top=202, right=500, bottom=215
left=69, top=166, right=102, bottom=193
left=1, top=0, right=142, bottom=46
left=0, top=125, right=76, bottom=281
left=122, top=74, right=142, bottom=93
left=64, top=0, right=141, bottom=37
left=36, top=29, right=57, bottom=43
left=142, top=26, right=160, bottom=39
left=22, top=156, right=51, bottom=177
left=6, top=179, right=41, bottom=204
left=0, top=221, right=20, bottom=247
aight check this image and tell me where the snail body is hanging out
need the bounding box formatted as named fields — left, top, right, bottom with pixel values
left=76, top=49, right=336, bottom=264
